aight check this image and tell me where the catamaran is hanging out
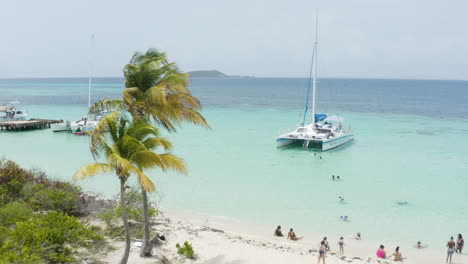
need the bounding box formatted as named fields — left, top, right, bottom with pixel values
left=276, top=11, right=353, bottom=151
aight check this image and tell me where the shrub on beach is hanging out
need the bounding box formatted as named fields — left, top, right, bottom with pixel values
left=0, top=159, right=34, bottom=205
left=21, top=181, right=82, bottom=216
left=0, top=202, right=33, bottom=227
left=97, top=186, right=158, bottom=238
left=176, top=241, right=195, bottom=259
left=0, top=211, right=103, bottom=263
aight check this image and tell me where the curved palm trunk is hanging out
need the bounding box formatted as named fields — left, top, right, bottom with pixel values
left=120, top=177, right=131, bottom=264
left=141, top=189, right=152, bottom=256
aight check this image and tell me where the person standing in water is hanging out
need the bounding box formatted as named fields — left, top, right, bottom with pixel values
left=337, top=237, right=345, bottom=255
left=323, top=237, right=330, bottom=251
left=447, top=237, right=456, bottom=264
left=456, top=234, right=464, bottom=253
left=317, top=240, right=327, bottom=264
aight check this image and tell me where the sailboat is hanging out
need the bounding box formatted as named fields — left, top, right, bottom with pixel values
left=275, top=11, right=353, bottom=151
left=53, top=35, right=101, bottom=133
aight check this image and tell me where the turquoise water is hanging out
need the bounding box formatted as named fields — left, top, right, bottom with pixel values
left=1, top=78, right=467, bottom=252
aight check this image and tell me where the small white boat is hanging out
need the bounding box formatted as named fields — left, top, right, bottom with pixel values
left=69, top=117, right=100, bottom=133
left=0, top=101, right=28, bottom=121
left=51, top=120, right=71, bottom=132
left=276, top=11, right=353, bottom=151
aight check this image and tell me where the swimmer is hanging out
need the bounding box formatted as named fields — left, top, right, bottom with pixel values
left=340, top=216, right=350, bottom=221
left=416, top=241, right=424, bottom=249
left=332, top=175, right=335, bottom=180
left=320, top=156, right=322, bottom=160
left=337, top=176, right=340, bottom=180
left=338, top=196, right=345, bottom=202
left=396, top=201, right=408, bottom=206
left=352, top=232, right=361, bottom=240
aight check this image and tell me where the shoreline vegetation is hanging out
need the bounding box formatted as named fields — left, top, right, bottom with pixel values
left=2, top=159, right=465, bottom=264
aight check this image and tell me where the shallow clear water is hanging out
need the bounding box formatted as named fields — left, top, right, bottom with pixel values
left=0, top=77, right=467, bottom=251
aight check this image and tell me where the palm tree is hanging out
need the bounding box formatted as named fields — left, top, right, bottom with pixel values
left=90, top=49, right=209, bottom=256
left=73, top=113, right=185, bottom=263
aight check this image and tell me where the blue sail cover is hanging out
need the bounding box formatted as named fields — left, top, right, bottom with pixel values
left=315, top=114, right=327, bottom=122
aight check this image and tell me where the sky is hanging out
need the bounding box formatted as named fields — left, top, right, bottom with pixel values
left=1, top=0, right=467, bottom=80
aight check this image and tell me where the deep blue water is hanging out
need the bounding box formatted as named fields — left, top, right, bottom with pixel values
left=1, top=77, right=467, bottom=119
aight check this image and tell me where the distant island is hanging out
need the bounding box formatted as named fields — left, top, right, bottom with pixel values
left=187, top=70, right=254, bottom=78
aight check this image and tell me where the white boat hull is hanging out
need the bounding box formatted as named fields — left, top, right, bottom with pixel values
left=51, top=123, right=71, bottom=132
left=276, top=133, right=353, bottom=151
left=322, top=134, right=354, bottom=150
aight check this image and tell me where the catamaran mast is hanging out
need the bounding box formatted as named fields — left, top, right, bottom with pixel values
left=311, top=10, right=318, bottom=125
left=88, top=34, right=94, bottom=109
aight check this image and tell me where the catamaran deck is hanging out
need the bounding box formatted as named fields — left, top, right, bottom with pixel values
left=0, top=119, right=62, bottom=131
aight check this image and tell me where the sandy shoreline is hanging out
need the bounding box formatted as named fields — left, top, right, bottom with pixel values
left=93, top=210, right=467, bottom=264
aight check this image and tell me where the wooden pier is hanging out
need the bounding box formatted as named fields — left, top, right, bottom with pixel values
left=0, top=119, right=62, bottom=131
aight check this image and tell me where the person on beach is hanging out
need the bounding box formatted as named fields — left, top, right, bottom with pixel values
left=376, top=245, right=386, bottom=259
left=323, top=237, right=330, bottom=251
left=274, top=226, right=284, bottom=237
left=447, top=237, right=456, bottom=264
left=287, top=228, right=303, bottom=241
left=353, top=232, right=361, bottom=240
left=456, top=234, right=464, bottom=253
left=388, top=246, right=404, bottom=261
left=317, top=240, right=327, bottom=264
left=338, top=237, right=345, bottom=255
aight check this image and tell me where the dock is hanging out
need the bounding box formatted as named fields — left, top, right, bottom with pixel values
left=0, top=119, right=62, bottom=131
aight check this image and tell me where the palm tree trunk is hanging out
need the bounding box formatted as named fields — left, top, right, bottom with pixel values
left=141, top=188, right=152, bottom=256
left=120, top=177, right=131, bottom=264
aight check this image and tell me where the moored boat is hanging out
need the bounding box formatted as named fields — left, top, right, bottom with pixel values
left=275, top=11, right=353, bottom=151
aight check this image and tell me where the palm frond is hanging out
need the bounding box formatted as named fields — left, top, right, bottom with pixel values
left=89, top=99, right=124, bottom=113
left=129, top=166, right=155, bottom=192
left=73, top=163, right=114, bottom=180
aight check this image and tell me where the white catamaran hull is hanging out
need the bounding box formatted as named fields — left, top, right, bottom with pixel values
left=276, top=133, right=353, bottom=150
left=322, top=134, right=353, bottom=150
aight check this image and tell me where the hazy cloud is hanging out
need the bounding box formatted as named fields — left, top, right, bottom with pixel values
left=1, top=0, right=467, bottom=79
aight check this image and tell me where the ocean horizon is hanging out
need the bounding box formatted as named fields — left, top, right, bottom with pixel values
left=1, top=77, right=467, bottom=256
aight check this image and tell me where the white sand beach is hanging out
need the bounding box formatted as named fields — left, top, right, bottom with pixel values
left=94, top=210, right=468, bottom=264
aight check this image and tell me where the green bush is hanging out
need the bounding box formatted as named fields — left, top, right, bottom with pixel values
left=176, top=241, right=195, bottom=259
left=0, top=159, right=34, bottom=205
left=0, top=212, right=103, bottom=263
left=115, top=186, right=157, bottom=223
left=0, top=202, right=33, bottom=227
left=21, top=182, right=82, bottom=216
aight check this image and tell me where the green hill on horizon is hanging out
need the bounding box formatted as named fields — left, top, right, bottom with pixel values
left=187, top=70, right=229, bottom=77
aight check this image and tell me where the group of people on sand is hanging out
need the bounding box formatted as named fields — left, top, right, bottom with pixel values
left=275, top=226, right=354, bottom=264
left=446, top=234, right=464, bottom=264
left=376, top=245, right=404, bottom=261
left=274, top=226, right=303, bottom=241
